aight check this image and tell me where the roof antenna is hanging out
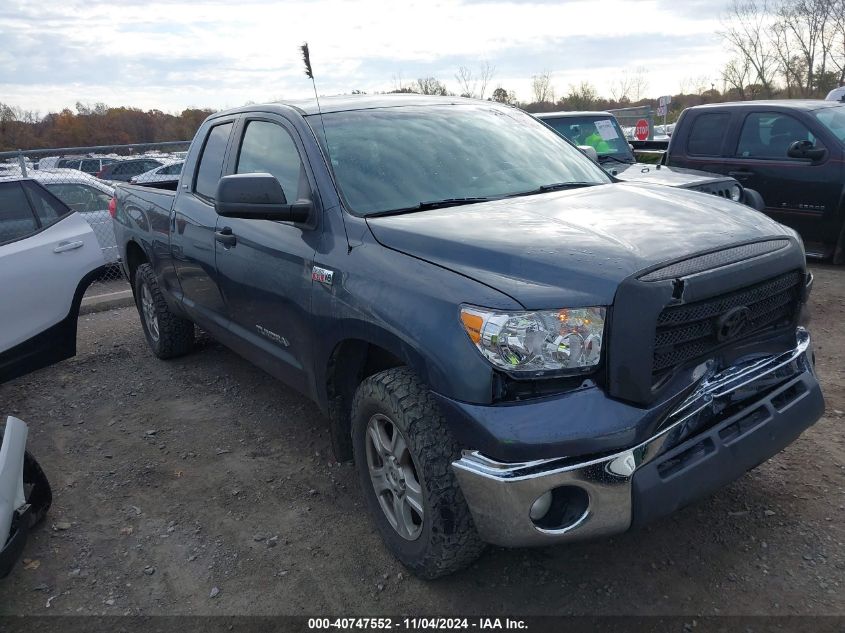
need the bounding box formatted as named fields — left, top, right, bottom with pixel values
left=300, top=42, right=331, bottom=157
left=300, top=43, right=351, bottom=250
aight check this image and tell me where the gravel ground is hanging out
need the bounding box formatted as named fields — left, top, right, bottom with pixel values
left=0, top=264, right=843, bottom=616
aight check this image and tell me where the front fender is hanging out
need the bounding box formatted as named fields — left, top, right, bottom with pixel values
left=742, top=187, right=766, bottom=211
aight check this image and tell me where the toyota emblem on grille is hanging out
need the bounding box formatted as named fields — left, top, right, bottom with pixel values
left=715, top=306, right=751, bottom=342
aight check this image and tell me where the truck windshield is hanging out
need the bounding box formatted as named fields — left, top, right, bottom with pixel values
left=815, top=106, right=845, bottom=143
left=308, top=105, right=610, bottom=216
left=542, top=116, right=636, bottom=164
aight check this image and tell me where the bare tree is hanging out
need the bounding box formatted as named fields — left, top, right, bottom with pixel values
left=722, top=56, right=753, bottom=98
left=391, top=73, right=416, bottom=93
left=832, top=0, right=845, bottom=84
left=609, top=71, right=633, bottom=102
left=721, top=0, right=779, bottom=97
left=416, top=77, right=448, bottom=96
left=776, top=0, right=834, bottom=95
left=531, top=71, right=555, bottom=103
left=566, top=82, right=599, bottom=110
left=477, top=61, right=496, bottom=100
left=454, top=62, right=496, bottom=99
left=455, top=66, right=476, bottom=98
left=630, top=66, right=650, bottom=101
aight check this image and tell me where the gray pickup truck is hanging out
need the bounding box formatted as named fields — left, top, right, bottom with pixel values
left=112, top=95, right=824, bottom=578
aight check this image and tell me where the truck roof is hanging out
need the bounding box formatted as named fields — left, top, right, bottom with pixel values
left=689, top=99, right=841, bottom=112
left=209, top=94, right=489, bottom=119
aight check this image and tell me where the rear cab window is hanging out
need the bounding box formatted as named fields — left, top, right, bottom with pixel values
left=687, top=112, right=731, bottom=156
left=194, top=122, right=234, bottom=200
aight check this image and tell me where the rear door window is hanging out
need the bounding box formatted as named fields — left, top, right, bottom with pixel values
left=160, top=163, right=183, bottom=175
left=195, top=122, right=234, bottom=200
left=80, top=159, right=100, bottom=173
left=23, top=181, right=71, bottom=227
left=0, top=182, right=38, bottom=244
left=125, top=162, right=148, bottom=176
left=687, top=113, right=731, bottom=156
left=45, top=183, right=111, bottom=212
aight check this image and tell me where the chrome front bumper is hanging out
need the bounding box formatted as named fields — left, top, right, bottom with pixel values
left=452, top=328, right=822, bottom=547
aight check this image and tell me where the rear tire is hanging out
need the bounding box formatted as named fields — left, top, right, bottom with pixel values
left=351, top=367, right=485, bottom=579
left=134, top=263, right=194, bottom=359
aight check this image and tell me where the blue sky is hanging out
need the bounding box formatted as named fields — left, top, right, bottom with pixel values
left=0, top=0, right=733, bottom=113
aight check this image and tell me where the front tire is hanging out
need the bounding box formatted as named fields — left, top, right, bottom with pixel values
left=134, top=263, right=194, bottom=359
left=351, top=367, right=485, bottom=578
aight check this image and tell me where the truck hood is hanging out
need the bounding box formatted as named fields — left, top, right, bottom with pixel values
left=366, top=182, right=792, bottom=309
left=609, top=163, right=733, bottom=188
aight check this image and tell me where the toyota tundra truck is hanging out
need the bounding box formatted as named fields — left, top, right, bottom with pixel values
left=112, top=95, right=825, bottom=579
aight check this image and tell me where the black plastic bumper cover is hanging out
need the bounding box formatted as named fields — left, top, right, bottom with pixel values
left=630, top=371, right=825, bottom=528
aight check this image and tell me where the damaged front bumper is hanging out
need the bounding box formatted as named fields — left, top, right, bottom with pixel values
left=452, top=328, right=824, bottom=547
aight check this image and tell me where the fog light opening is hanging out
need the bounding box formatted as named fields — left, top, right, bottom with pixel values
left=529, top=491, right=553, bottom=521
left=530, top=485, right=590, bottom=531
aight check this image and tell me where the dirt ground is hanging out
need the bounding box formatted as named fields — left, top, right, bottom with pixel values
left=1, top=264, right=843, bottom=617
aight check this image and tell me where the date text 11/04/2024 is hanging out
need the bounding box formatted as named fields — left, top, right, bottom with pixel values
left=307, top=618, right=528, bottom=630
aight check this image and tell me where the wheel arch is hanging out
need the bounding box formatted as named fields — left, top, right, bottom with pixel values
left=124, top=239, right=149, bottom=293
left=320, top=328, right=430, bottom=461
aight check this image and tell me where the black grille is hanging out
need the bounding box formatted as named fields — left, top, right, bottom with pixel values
left=653, top=270, right=803, bottom=375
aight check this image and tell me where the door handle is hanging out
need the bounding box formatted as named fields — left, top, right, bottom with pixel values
left=53, top=240, right=84, bottom=253
left=215, top=227, right=237, bottom=247
left=728, top=170, right=754, bottom=180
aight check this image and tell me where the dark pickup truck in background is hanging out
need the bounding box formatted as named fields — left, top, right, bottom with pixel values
left=538, top=111, right=764, bottom=210
left=654, top=100, right=845, bottom=262
left=112, top=95, right=824, bottom=578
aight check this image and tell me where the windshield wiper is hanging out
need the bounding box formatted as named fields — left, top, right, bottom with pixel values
left=536, top=182, right=600, bottom=192
left=598, top=154, right=634, bottom=165
left=367, top=197, right=495, bottom=217
left=415, top=197, right=493, bottom=210
left=502, top=182, right=600, bottom=199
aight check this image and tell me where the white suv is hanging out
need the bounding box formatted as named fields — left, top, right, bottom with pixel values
left=0, top=178, right=103, bottom=577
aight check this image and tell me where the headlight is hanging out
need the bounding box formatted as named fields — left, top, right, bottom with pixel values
left=460, top=306, right=606, bottom=376
left=729, top=184, right=742, bottom=201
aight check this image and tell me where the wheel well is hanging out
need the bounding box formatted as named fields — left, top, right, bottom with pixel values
left=125, top=241, right=148, bottom=290
left=325, top=340, right=404, bottom=461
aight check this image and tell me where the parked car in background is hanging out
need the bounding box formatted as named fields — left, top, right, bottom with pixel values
left=0, top=179, right=103, bottom=579
left=56, top=157, right=118, bottom=176
left=0, top=169, right=118, bottom=265
left=34, top=156, right=61, bottom=170
left=0, top=178, right=104, bottom=382
left=538, top=111, right=763, bottom=209
left=113, top=95, right=822, bottom=577
left=826, top=86, right=845, bottom=102
left=130, top=160, right=183, bottom=186
left=664, top=100, right=845, bottom=262
left=96, top=158, right=163, bottom=182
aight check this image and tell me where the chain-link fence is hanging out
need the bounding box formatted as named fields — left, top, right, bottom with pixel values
left=0, top=141, right=190, bottom=296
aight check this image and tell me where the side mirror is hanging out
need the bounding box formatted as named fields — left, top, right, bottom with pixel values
left=787, top=140, right=827, bottom=163
left=577, top=145, right=599, bottom=162
left=214, top=173, right=312, bottom=222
